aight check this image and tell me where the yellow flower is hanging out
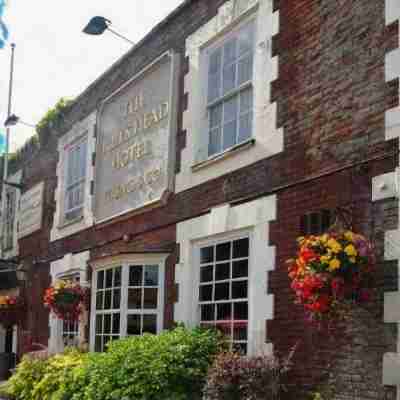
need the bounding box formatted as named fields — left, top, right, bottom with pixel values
left=320, top=234, right=329, bottom=244
left=329, top=258, right=341, bottom=271
left=327, top=238, right=342, bottom=254
left=344, top=244, right=357, bottom=257
left=320, top=255, right=331, bottom=264
left=349, top=257, right=356, bottom=263
left=344, top=231, right=354, bottom=242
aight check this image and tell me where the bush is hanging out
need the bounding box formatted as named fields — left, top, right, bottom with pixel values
left=204, top=350, right=294, bottom=400
left=78, top=327, right=222, bottom=400
left=7, top=327, right=222, bottom=400
left=6, top=356, right=49, bottom=400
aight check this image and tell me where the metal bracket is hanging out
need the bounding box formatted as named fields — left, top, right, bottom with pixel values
left=2, top=180, right=24, bottom=190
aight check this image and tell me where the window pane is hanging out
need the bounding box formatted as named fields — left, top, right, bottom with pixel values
left=239, top=112, right=252, bottom=143
left=209, top=48, right=222, bottom=74
left=144, top=266, right=159, bottom=286
left=233, top=321, right=248, bottom=340
left=201, top=246, right=214, bottom=264
left=234, top=302, right=248, bottom=320
left=201, top=304, right=215, bottom=321
left=217, top=303, right=232, bottom=321
left=200, top=266, right=213, bottom=283
left=209, top=105, right=222, bottom=129
left=199, top=285, right=213, bottom=302
left=95, top=315, right=102, bottom=334
left=223, top=121, right=237, bottom=150
left=208, top=74, right=221, bottom=103
left=143, top=288, right=158, bottom=309
left=105, top=269, right=113, bottom=288
left=223, top=64, right=236, bottom=95
left=224, top=96, right=238, bottom=123
left=127, top=315, right=141, bottom=335
left=215, top=282, right=230, bottom=300
left=216, top=242, right=231, bottom=261
left=128, top=289, right=142, bottom=309
left=238, top=23, right=254, bottom=56
left=232, top=281, right=248, bottom=299
left=240, top=88, right=253, bottom=113
left=215, top=263, right=230, bottom=281
left=129, top=266, right=143, bottom=287
left=97, top=271, right=104, bottom=290
left=114, top=267, right=122, bottom=287
left=143, top=315, right=157, bottom=334
left=113, top=289, right=121, bottom=309
left=209, top=128, right=222, bottom=156
left=104, top=290, right=112, bottom=310
left=224, top=38, right=237, bottom=65
left=95, top=336, right=102, bottom=352
left=232, top=260, right=248, bottom=278
left=233, top=238, right=249, bottom=259
left=238, top=54, right=253, bottom=85
left=112, top=314, right=120, bottom=334
left=96, top=292, right=103, bottom=310
left=103, top=314, right=111, bottom=334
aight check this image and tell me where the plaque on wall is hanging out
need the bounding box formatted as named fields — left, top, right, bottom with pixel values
left=94, top=51, right=180, bottom=223
left=18, top=181, right=45, bottom=239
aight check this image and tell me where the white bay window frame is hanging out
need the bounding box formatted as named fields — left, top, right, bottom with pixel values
left=90, top=254, right=167, bottom=352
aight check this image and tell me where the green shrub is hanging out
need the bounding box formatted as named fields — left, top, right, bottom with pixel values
left=79, top=327, right=223, bottom=400
left=7, top=327, right=222, bottom=400
left=0, top=381, right=15, bottom=399
left=7, top=356, right=49, bottom=400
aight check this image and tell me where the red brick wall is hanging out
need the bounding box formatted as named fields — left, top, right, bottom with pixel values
left=9, top=0, right=400, bottom=397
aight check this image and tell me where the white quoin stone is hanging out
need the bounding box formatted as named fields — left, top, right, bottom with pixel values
left=379, top=2, right=400, bottom=394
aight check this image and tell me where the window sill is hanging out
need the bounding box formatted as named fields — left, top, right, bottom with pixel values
left=58, top=215, right=84, bottom=230
left=191, top=138, right=255, bottom=172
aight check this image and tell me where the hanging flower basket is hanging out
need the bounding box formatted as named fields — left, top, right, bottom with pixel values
left=0, top=295, right=25, bottom=326
left=287, top=230, right=375, bottom=323
left=44, top=281, right=89, bottom=321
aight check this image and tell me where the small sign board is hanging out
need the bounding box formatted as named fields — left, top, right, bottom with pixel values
left=18, top=182, right=44, bottom=239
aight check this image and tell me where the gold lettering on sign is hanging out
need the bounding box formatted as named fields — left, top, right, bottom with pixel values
left=112, top=141, right=152, bottom=170
left=103, top=101, right=169, bottom=156
left=105, top=167, right=163, bottom=203
left=125, top=92, right=144, bottom=116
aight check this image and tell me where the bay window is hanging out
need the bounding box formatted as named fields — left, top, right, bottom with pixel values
left=91, top=258, right=165, bottom=352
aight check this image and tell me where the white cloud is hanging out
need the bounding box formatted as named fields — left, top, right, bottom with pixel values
left=0, top=0, right=183, bottom=151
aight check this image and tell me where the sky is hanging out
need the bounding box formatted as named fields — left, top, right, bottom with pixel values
left=0, top=0, right=184, bottom=152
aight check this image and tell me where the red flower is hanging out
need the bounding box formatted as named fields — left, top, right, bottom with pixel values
left=331, top=277, right=345, bottom=298
left=300, top=248, right=318, bottom=263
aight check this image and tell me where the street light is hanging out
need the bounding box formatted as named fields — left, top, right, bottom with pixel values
left=4, top=114, right=35, bottom=129
left=83, top=16, right=135, bottom=45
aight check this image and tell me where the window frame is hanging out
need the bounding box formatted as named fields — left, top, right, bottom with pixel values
left=194, top=231, right=252, bottom=355
left=204, top=17, right=256, bottom=159
left=62, top=133, right=88, bottom=225
left=90, top=255, right=167, bottom=352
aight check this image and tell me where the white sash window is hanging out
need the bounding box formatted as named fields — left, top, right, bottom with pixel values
left=207, top=20, right=255, bottom=157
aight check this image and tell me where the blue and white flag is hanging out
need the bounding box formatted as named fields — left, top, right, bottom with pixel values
left=0, top=0, right=8, bottom=49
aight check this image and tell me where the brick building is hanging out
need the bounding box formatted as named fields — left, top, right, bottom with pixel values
left=0, top=0, right=399, bottom=397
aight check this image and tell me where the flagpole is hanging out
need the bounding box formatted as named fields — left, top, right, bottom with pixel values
left=1, top=42, right=15, bottom=255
